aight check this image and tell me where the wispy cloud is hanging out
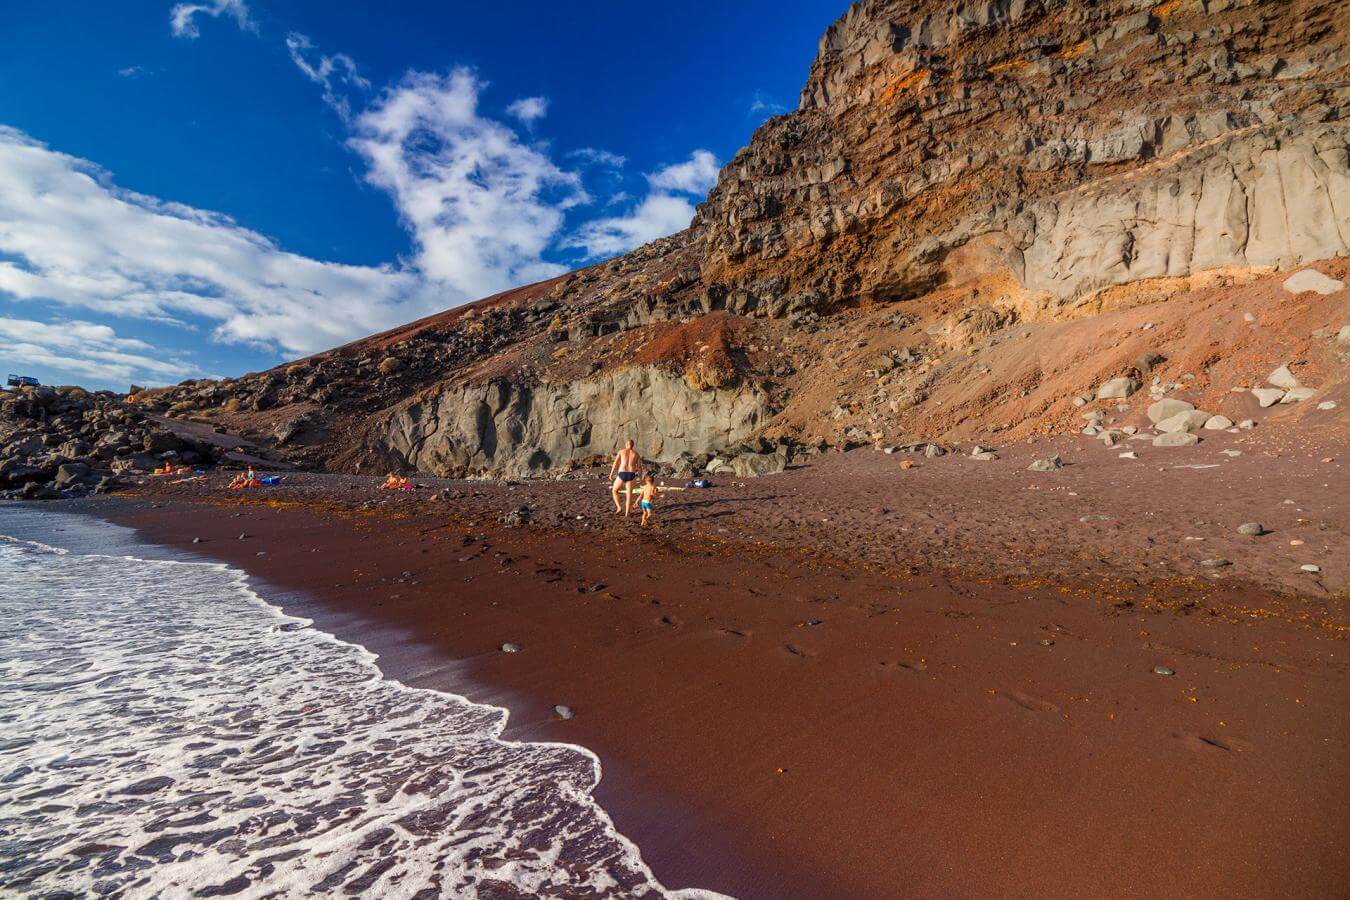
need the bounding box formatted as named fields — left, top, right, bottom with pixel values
left=117, top=65, right=150, bottom=79
left=564, top=150, right=719, bottom=259
left=349, top=68, right=587, bottom=299
left=285, top=32, right=370, bottom=120
left=748, top=90, right=789, bottom=118
left=506, top=96, right=548, bottom=126
left=0, top=316, right=195, bottom=387
left=569, top=147, right=627, bottom=170
left=169, top=0, right=255, bottom=39
left=0, top=127, right=437, bottom=365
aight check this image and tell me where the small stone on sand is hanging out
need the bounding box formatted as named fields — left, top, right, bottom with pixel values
left=1236, top=522, right=1264, bottom=536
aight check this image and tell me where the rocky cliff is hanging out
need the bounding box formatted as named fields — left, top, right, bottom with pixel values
left=130, top=0, right=1349, bottom=479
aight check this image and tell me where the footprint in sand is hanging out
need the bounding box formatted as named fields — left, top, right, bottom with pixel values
left=718, top=627, right=750, bottom=638
left=783, top=643, right=816, bottom=658
left=998, top=691, right=1061, bottom=714
left=1172, top=731, right=1251, bottom=754
left=880, top=658, right=928, bottom=673
left=658, top=615, right=683, bottom=628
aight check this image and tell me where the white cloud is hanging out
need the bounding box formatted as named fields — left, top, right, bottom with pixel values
left=118, top=65, right=149, bottom=78
left=169, top=0, right=255, bottom=39
left=0, top=317, right=195, bottom=387
left=506, top=96, right=548, bottom=126
left=0, top=127, right=439, bottom=364
left=564, top=150, right=719, bottom=259
left=286, top=32, right=370, bottom=120
left=348, top=68, right=587, bottom=299
left=564, top=193, right=699, bottom=259
left=645, top=149, right=720, bottom=194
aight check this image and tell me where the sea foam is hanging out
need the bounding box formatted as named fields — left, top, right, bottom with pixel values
left=0, top=508, right=724, bottom=898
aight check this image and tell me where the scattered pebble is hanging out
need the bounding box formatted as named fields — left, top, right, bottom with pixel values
left=553, top=705, right=574, bottom=720
left=1300, top=564, right=1321, bottom=574
left=192, top=537, right=203, bottom=543
left=1200, top=558, right=1232, bottom=568
left=238, top=533, right=248, bottom=540
left=500, top=643, right=521, bottom=653
left=1236, top=522, right=1264, bottom=536
left=1153, top=666, right=1175, bottom=676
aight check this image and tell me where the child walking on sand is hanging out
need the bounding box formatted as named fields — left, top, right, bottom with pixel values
left=637, top=475, right=659, bottom=527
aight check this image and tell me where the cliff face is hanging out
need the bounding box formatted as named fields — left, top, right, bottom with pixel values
left=695, top=0, right=1348, bottom=309
left=136, top=0, right=1350, bottom=478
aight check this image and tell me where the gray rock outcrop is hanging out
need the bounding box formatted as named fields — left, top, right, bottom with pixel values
left=383, top=367, right=773, bottom=478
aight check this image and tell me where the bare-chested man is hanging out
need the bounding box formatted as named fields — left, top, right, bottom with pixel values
left=609, top=439, right=642, bottom=515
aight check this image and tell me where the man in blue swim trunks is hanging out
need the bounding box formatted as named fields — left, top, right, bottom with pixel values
left=609, top=439, right=642, bottom=516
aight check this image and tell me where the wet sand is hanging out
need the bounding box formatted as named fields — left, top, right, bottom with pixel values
left=62, top=438, right=1348, bottom=898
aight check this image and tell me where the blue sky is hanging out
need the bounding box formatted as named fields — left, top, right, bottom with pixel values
left=0, top=0, right=844, bottom=391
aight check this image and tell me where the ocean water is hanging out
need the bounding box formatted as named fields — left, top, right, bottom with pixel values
left=0, top=507, right=717, bottom=899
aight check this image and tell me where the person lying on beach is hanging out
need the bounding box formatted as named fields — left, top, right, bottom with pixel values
left=379, top=472, right=409, bottom=490
left=609, top=440, right=642, bottom=515
left=637, top=475, right=664, bottom=528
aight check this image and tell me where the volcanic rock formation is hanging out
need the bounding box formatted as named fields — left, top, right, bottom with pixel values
left=130, top=0, right=1349, bottom=479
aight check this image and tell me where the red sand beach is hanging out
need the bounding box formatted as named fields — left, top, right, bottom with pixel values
left=81, top=434, right=1349, bottom=898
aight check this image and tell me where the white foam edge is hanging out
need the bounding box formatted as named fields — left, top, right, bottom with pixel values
left=1, top=529, right=735, bottom=899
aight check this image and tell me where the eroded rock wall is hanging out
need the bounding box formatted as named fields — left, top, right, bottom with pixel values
left=695, top=0, right=1350, bottom=308
left=383, top=367, right=773, bottom=477
left=1021, top=121, right=1350, bottom=301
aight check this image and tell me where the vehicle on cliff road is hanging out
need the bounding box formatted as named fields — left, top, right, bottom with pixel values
left=6, top=374, right=40, bottom=388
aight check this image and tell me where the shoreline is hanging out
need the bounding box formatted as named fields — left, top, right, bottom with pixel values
left=37, top=445, right=1350, bottom=897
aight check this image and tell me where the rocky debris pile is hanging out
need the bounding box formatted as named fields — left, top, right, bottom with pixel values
left=0, top=385, right=218, bottom=500
left=1251, top=365, right=1320, bottom=407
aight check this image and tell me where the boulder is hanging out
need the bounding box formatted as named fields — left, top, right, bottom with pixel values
left=52, top=462, right=91, bottom=487
left=1250, top=388, right=1285, bottom=408
left=1156, top=410, right=1210, bottom=433
left=1028, top=455, right=1063, bottom=472
left=1147, top=398, right=1194, bottom=424
left=1280, top=387, right=1316, bottom=403
left=110, top=452, right=160, bottom=473
left=1153, top=432, right=1200, bottom=447
left=1096, top=377, right=1139, bottom=400
left=377, top=357, right=403, bottom=376
left=1267, top=365, right=1298, bottom=390
left=1281, top=269, right=1344, bottom=295
left=1203, top=415, right=1233, bottom=430
left=727, top=447, right=789, bottom=477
